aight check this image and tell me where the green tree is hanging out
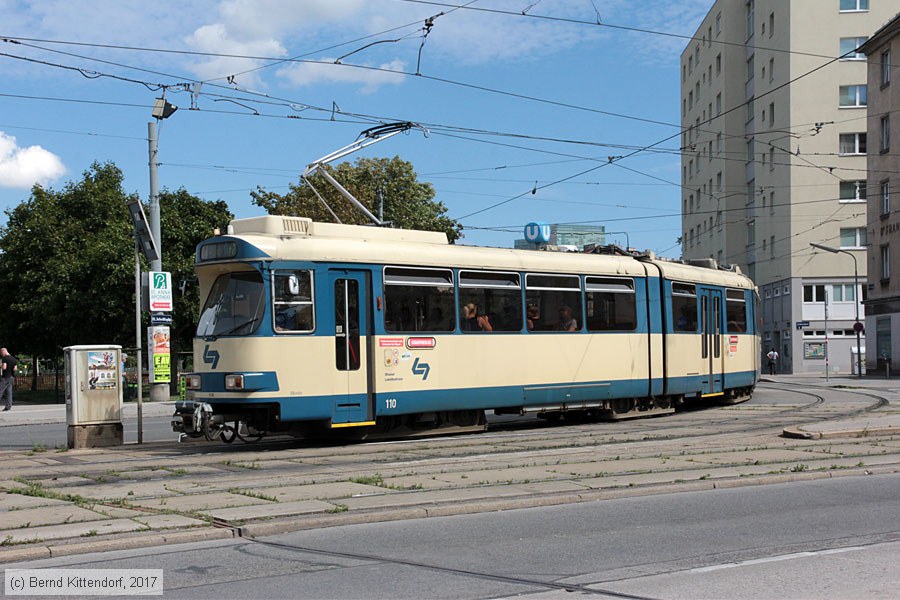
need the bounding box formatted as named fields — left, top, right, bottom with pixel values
left=0, top=162, right=232, bottom=372
left=251, top=156, right=462, bottom=242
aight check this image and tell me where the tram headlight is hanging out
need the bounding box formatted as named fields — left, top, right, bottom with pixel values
left=225, top=374, right=245, bottom=391
left=185, top=374, right=201, bottom=390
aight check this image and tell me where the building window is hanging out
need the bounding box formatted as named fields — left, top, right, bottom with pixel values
left=839, top=84, right=867, bottom=107
left=839, top=180, right=866, bottom=203
left=882, top=49, right=892, bottom=86
left=840, top=37, right=867, bottom=60
left=881, top=180, right=891, bottom=216
left=769, top=191, right=775, bottom=214
left=768, top=11, right=774, bottom=37
left=716, top=171, right=722, bottom=190
left=881, top=115, right=890, bottom=152
left=746, top=96, right=755, bottom=123
left=769, top=102, right=775, bottom=125
left=839, top=133, right=866, bottom=155
left=839, top=227, right=867, bottom=249
left=746, top=138, right=754, bottom=162
left=716, top=93, right=722, bottom=114
left=784, top=285, right=790, bottom=295
left=803, top=284, right=826, bottom=303
left=882, top=245, right=890, bottom=281
left=715, top=12, right=721, bottom=35
left=717, top=133, right=723, bottom=154
left=769, top=147, right=775, bottom=171
left=746, top=0, right=754, bottom=39
left=746, top=55, right=755, bottom=82
left=839, top=0, right=868, bottom=11
left=832, top=284, right=856, bottom=302
left=688, top=91, right=693, bottom=109
left=716, top=53, right=722, bottom=75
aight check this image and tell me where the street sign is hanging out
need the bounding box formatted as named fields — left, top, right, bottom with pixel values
left=150, top=313, right=173, bottom=325
left=796, top=320, right=810, bottom=330
left=148, top=271, right=173, bottom=312
left=853, top=321, right=864, bottom=333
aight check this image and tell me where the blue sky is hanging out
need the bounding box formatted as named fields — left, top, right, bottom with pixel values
left=0, top=0, right=713, bottom=254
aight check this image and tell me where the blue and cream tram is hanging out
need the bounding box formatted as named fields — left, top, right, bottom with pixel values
left=174, top=216, right=758, bottom=442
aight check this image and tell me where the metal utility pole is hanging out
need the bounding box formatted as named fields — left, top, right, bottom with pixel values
left=810, top=243, right=863, bottom=377
left=134, top=239, right=143, bottom=443
left=147, top=121, right=167, bottom=403
left=148, top=122, right=161, bottom=273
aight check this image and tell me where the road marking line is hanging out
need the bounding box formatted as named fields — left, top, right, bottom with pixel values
left=690, top=546, right=865, bottom=573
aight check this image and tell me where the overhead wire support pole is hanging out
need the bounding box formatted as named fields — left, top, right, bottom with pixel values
left=302, top=122, right=429, bottom=227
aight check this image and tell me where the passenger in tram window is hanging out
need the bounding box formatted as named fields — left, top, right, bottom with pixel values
left=558, top=305, right=578, bottom=332
left=462, top=303, right=492, bottom=332
left=526, top=304, right=540, bottom=330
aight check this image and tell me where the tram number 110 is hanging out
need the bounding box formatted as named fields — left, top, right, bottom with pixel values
left=385, top=398, right=397, bottom=409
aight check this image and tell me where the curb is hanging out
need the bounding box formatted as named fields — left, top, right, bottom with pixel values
left=0, top=528, right=234, bottom=564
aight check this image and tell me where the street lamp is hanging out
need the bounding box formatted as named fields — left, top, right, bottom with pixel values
left=810, top=242, right=863, bottom=377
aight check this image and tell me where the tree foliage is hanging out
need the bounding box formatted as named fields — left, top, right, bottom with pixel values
left=251, top=156, right=463, bottom=242
left=0, top=162, right=233, bottom=360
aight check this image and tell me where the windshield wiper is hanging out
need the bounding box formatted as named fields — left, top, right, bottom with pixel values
left=206, top=317, right=260, bottom=340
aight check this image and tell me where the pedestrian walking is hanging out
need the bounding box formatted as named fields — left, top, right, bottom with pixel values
left=766, top=348, right=779, bottom=375
left=0, top=347, right=18, bottom=411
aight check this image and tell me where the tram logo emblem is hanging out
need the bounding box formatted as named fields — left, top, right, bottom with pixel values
left=412, top=357, right=430, bottom=381
left=203, top=344, right=220, bottom=370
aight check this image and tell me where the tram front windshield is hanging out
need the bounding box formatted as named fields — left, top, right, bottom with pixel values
left=197, top=272, right=265, bottom=337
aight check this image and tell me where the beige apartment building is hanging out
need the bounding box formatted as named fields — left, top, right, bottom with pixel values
left=860, top=14, right=900, bottom=373
left=681, top=0, right=895, bottom=374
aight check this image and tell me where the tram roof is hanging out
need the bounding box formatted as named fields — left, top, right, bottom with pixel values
left=222, top=216, right=753, bottom=289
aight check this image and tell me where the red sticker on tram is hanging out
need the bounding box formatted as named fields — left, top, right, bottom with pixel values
left=379, top=338, right=404, bottom=347
left=729, top=336, right=738, bottom=344
left=406, top=337, right=437, bottom=349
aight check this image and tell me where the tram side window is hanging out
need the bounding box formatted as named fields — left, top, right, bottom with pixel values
left=272, top=270, right=314, bottom=333
left=671, top=282, right=698, bottom=332
left=726, top=289, right=748, bottom=332
left=384, top=267, right=455, bottom=333
left=525, top=274, right=582, bottom=332
left=196, top=272, right=265, bottom=337
left=459, top=270, right=522, bottom=332
left=585, top=277, right=637, bottom=331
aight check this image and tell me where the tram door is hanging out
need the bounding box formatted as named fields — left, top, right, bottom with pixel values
left=700, top=287, right=725, bottom=396
left=330, top=270, right=374, bottom=426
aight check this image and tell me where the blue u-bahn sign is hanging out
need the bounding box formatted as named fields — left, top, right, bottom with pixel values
left=524, top=222, right=551, bottom=244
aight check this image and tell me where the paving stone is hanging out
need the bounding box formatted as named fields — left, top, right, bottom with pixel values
left=0, top=494, right=69, bottom=511
left=0, top=505, right=107, bottom=529
left=0, top=518, right=143, bottom=543
left=204, top=499, right=333, bottom=522
left=134, top=514, right=207, bottom=529
left=129, top=492, right=275, bottom=511
left=266, top=481, right=393, bottom=502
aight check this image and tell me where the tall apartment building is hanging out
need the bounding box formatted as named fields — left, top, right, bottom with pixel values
left=860, top=14, right=900, bottom=372
left=680, top=0, right=895, bottom=374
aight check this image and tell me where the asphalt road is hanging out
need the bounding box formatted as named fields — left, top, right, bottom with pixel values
left=6, top=473, right=898, bottom=599
left=0, top=416, right=179, bottom=448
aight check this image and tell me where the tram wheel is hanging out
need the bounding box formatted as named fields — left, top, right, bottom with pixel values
left=611, top=398, right=635, bottom=415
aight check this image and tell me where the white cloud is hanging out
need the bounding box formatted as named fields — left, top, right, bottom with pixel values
left=0, top=132, right=66, bottom=189
left=183, top=0, right=368, bottom=87
left=277, top=59, right=407, bottom=93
